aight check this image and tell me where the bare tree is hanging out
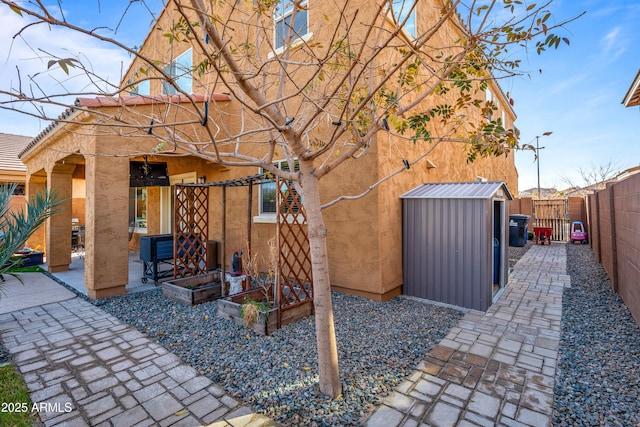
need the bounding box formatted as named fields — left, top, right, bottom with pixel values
left=1, top=0, right=581, bottom=397
left=562, top=161, right=620, bottom=191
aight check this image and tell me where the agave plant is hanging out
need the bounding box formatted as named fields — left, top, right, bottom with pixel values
left=0, top=183, right=62, bottom=292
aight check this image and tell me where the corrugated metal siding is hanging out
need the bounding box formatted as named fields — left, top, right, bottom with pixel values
left=403, top=197, right=492, bottom=311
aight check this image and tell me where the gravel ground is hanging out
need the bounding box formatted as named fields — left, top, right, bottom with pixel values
left=553, top=243, right=640, bottom=426
left=93, top=290, right=462, bottom=426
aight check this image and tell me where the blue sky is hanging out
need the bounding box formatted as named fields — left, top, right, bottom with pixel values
left=1, top=1, right=639, bottom=193
left=505, top=1, right=640, bottom=191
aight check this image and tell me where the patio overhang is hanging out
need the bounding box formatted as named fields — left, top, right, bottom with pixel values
left=19, top=93, right=233, bottom=160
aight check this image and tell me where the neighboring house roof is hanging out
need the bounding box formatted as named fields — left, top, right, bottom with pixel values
left=616, top=165, right=640, bottom=181
left=622, top=69, right=640, bottom=107
left=518, top=187, right=558, bottom=197
left=0, top=133, right=31, bottom=173
left=19, top=93, right=232, bottom=159
left=400, top=181, right=513, bottom=200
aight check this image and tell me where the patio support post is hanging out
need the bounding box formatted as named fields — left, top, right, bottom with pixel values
left=26, top=174, right=47, bottom=252
left=84, top=154, right=129, bottom=298
left=46, top=165, right=74, bottom=273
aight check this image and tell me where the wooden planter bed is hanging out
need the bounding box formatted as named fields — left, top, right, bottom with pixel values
left=163, top=272, right=222, bottom=305
left=217, top=286, right=313, bottom=335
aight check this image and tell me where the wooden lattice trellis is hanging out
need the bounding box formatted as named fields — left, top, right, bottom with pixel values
left=276, top=177, right=313, bottom=325
left=174, top=185, right=209, bottom=278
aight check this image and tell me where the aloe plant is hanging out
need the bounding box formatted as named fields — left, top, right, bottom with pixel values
left=0, top=183, right=62, bottom=292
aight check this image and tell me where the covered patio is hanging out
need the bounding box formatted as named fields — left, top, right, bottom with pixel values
left=18, top=94, right=233, bottom=298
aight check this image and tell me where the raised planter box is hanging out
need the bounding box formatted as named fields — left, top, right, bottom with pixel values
left=217, top=287, right=314, bottom=335
left=163, top=272, right=222, bottom=305
left=217, top=297, right=278, bottom=336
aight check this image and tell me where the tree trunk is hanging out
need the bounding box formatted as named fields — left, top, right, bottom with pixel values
left=298, top=159, right=342, bottom=398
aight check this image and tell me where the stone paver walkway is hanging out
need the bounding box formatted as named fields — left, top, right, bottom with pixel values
left=0, top=276, right=277, bottom=426
left=365, top=243, right=569, bottom=427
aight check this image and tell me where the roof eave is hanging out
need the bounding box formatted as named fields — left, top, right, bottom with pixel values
left=622, top=69, right=640, bottom=107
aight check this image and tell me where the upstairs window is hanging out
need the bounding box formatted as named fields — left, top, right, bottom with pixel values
left=391, top=0, right=416, bottom=38
left=162, top=49, right=193, bottom=95
left=274, top=0, right=309, bottom=50
left=128, top=77, right=150, bottom=96
left=486, top=88, right=493, bottom=121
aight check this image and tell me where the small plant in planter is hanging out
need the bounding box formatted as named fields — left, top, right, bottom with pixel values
left=240, top=297, right=271, bottom=327
left=218, top=237, right=280, bottom=335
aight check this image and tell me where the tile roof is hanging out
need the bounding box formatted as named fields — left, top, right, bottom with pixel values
left=19, top=93, right=232, bottom=158
left=0, top=133, right=31, bottom=172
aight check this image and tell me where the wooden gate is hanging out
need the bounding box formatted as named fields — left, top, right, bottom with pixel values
left=533, top=199, right=569, bottom=241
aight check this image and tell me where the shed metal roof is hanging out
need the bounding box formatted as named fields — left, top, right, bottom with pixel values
left=400, top=181, right=512, bottom=200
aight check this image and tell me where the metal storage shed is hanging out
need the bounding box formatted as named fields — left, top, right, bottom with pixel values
left=400, top=182, right=512, bottom=311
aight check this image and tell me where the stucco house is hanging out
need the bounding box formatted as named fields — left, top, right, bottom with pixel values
left=19, top=0, right=518, bottom=300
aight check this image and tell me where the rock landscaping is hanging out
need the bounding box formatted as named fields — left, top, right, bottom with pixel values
left=93, top=290, right=462, bottom=426
left=553, top=244, right=640, bottom=426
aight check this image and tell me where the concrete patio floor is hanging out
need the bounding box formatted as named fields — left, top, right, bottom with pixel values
left=50, top=251, right=170, bottom=296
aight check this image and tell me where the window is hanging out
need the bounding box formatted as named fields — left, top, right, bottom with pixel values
left=1, top=183, right=25, bottom=195
left=129, top=187, right=148, bottom=231
left=259, top=159, right=300, bottom=216
left=391, top=0, right=416, bottom=38
left=486, top=88, right=493, bottom=121
left=274, top=0, right=309, bottom=50
left=162, top=49, right=193, bottom=95
left=128, top=78, right=150, bottom=96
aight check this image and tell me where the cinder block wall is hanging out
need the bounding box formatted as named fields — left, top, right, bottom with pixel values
left=587, top=174, right=640, bottom=327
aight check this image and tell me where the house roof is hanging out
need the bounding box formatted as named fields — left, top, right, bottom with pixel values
left=400, top=181, right=513, bottom=200
left=0, top=133, right=31, bottom=173
left=622, top=69, right=640, bottom=107
left=20, top=93, right=232, bottom=159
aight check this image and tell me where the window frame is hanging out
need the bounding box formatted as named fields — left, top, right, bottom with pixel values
left=273, top=0, right=310, bottom=52
left=254, top=159, right=303, bottom=223
left=129, top=187, right=148, bottom=233
left=162, top=48, right=193, bottom=95
left=390, top=0, right=417, bottom=39
left=486, top=88, right=493, bottom=121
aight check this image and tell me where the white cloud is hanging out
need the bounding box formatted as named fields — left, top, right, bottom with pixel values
left=0, top=5, right=136, bottom=135
left=598, top=26, right=626, bottom=62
